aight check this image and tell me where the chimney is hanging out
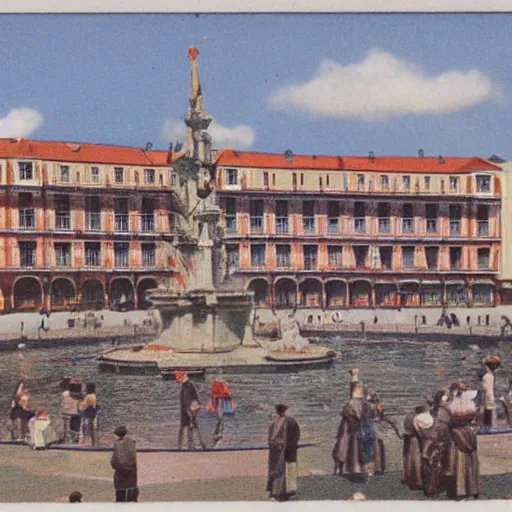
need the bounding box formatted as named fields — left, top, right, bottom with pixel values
left=368, top=151, right=375, bottom=162
left=418, top=149, right=424, bottom=159
left=145, top=142, right=153, bottom=151
left=438, top=155, right=445, bottom=164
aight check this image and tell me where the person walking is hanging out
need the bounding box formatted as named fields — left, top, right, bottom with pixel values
left=266, top=404, right=301, bottom=501
left=110, top=426, right=138, bottom=502
left=176, top=371, right=205, bottom=450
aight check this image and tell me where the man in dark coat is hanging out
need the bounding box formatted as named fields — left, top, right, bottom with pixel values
left=176, top=371, right=205, bottom=450
left=110, top=426, right=138, bottom=502
left=267, top=404, right=301, bottom=501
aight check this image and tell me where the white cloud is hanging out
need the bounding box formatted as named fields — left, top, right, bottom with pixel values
left=162, top=119, right=255, bottom=150
left=268, top=49, right=502, bottom=121
left=0, top=108, right=43, bottom=138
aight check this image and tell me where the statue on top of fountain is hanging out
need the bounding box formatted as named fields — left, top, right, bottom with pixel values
left=276, top=310, right=310, bottom=353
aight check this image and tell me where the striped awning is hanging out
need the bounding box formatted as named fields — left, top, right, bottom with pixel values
left=399, top=279, right=420, bottom=285
left=501, top=282, right=512, bottom=290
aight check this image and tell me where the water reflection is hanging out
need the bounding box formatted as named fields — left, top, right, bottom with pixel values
left=0, top=338, right=508, bottom=448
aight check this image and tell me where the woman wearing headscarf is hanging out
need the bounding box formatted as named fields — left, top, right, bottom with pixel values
left=401, top=404, right=428, bottom=491
left=267, top=403, right=301, bottom=501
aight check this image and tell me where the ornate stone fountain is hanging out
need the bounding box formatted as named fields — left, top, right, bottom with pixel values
left=98, top=47, right=335, bottom=375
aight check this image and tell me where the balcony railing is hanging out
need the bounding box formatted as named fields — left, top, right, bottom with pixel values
left=304, top=257, right=318, bottom=270
left=354, top=217, right=366, bottom=233
left=402, top=218, right=414, bottom=234
left=450, top=220, right=461, bottom=236
left=276, top=256, right=290, bottom=268
left=84, top=252, right=101, bottom=267
left=426, top=219, right=438, bottom=234
left=276, top=217, right=289, bottom=234
left=115, top=254, right=129, bottom=267
left=85, top=212, right=101, bottom=231
left=378, top=218, right=390, bottom=233
left=477, top=221, right=489, bottom=237
left=250, top=216, right=264, bottom=234
left=139, top=214, right=155, bottom=233
left=303, top=217, right=315, bottom=234
left=55, top=213, right=71, bottom=230
left=142, top=252, right=156, bottom=267
left=55, top=256, right=72, bottom=267
left=115, top=214, right=130, bottom=232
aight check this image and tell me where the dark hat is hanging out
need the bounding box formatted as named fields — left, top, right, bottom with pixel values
left=69, top=491, right=83, bottom=503
left=114, top=426, right=127, bottom=438
left=275, top=403, right=288, bottom=415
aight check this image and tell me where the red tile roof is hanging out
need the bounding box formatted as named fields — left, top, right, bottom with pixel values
left=0, top=138, right=174, bottom=166
left=215, top=150, right=502, bottom=174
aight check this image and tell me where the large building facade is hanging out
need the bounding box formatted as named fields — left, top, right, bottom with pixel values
left=216, top=150, right=503, bottom=310
left=0, top=138, right=182, bottom=313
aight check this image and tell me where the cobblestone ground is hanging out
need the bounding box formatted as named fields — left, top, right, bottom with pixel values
left=0, top=435, right=511, bottom=503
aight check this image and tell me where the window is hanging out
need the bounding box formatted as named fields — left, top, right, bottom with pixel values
left=303, top=245, right=318, bottom=270
left=379, top=246, right=392, bottom=269
left=114, top=167, right=124, bottom=184
left=91, top=166, right=100, bottom=184
left=225, top=198, right=237, bottom=233
left=426, top=204, right=438, bottom=233
left=19, top=241, right=36, bottom=267
left=276, top=245, right=291, bottom=268
left=449, top=204, right=462, bottom=236
left=354, top=202, right=366, bottom=233
left=476, top=175, right=491, bottom=193
left=85, top=242, right=101, bottom=267
left=300, top=173, right=304, bottom=186
left=326, top=174, right=330, bottom=187
left=251, top=244, right=266, bottom=267
left=357, top=174, right=365, bottom=189
left=144, top=168, right=155, bottom=184
left=114, top=242, right=130, bottom=267
left=449, top=176, right=460, bottom=191
left=378, top=203, right=390, bottom=233
left=292, top=173, right=297, bottom=188
left=55, top=195, right=71, bottom=230
left=272, top=174, right=276, bottom=187
left=303, top=201, right=315, bottom=233
left=426, top=247, right=439, bottom=269
left=226, top=168, right=238, bottom=185
left=424, top=176, right=431, bottom=190
left=141, top=198, right=155, bottom=232
left=171, top=173, right=177, bottom=186
left=449, top=247, right=462, bottom=270
left=263, top=172, right=269, bottom=187
left=402, top=246, right=415, bottom=268
left=276, top=200, right=288, bottom=233
left=477, top=205, right=489, bottom=236
left=114, top=198, right=129, bottom=232
left=402, top=203, right=414, bottom=233
left=354, top=246, right=368, bottom=267
left=18, top=193, right=35, bottom=229
left=85, top=196, right=101, bottom=231
left=402, top=175, right=411, bottom=190
left=380, top=175, right=389, bottom=190
left=343, top=174, right=349, bottom=191
left=328, top=246, right=343, bottom=267
left=328, top=202, right=340, bottom=233
left=142, top=243, right=156, bottom=267
left=60, top=165, right=70, bottom=183
left=319, top=176, right=323, bottom=189
left=18, top=162, right=33, bottom=180
left=55, top=242, right=72, bottom=267
left=250, top=200, right=264, bottom=233
left=477, top=248, right=490, bottom=269
left=226, top=245, right=239, bottom=270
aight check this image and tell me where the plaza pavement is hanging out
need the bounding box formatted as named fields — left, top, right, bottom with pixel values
left=0, top=434, right=512, bottom=502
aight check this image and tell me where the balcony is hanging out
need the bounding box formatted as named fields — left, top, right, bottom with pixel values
left=226, top=215, right=237, bottom=233
left=328, top=218, right=339, bottom=234
left=55, top=213, right=71, bottom=230
left=85, top=212, right=101, bottom=231
left=304, top=257, right=318, bottom=270
left=378, top=218, right=391, bottom=234
left=139, top=214, right=155, bottom=233
left=276, top=217, right=289, bottom=234
left=142, top=253, right=156, bottom=267
left=402, top=218, right=414, bottom=234
left=426, top=219, right=438, bottom=234
left=250, top=216, right=264, bottom=234
left=55, top=256, right=72, bottom=267
left=115, top=254, right=129, bottom=268
left=450, top=220, right=461, bottom=236
left=276, top=256, right=290, bottom=268
left=303, top=217, right=315, bottom=234
left=477, top=221, right=489, bottom=237
left=115, top=214, right=130, bottom=232
left=354, top=217, right=366, bottom=234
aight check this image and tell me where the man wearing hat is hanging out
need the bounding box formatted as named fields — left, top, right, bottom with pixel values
left=176, top=371, right=205, bottom=450
left=110, top=426, right=138, bottom=502
left=267, top=403, right=301, bottom=501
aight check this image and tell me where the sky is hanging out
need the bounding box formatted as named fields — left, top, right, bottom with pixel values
left=0, top=13, right=511, bottom=159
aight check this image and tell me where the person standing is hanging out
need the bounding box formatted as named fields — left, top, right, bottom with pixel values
left=481, top=355, right=501, bottom=429
left=266, top=404, right=301, bottom=501
left=79, top=383, right=98, bottom=446
left=110, top=426, right=138, bottom=502
left=61, top=379, right=82, bottom=443
left=401, top=405, right=428, bottom=491
left=176, top=371, right=205, bottom=450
